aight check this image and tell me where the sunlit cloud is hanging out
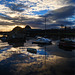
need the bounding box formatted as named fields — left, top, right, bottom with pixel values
left=0, top=0, right=75, bottom=31
left=0, top=19, right=13, bottom=23
left=0, top=4, right=12, bottom=14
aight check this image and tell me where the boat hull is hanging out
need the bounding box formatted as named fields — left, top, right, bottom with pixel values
left=58, top=42, right=75, bottom=49
left=27, top=48, right=37, bottom=54
left=32, top=41, right=52, bottom=44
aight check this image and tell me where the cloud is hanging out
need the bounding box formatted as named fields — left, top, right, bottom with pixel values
left=0, top=13, right=12, bottom=20
left=66, top=0, right=75, bottom=5
left=1, top=0, right=73, bottom=16
left=42, top=6, right=75, bottom=19
left=16, top=0, right=75, bottom=14
left=0, top=0, right=75, bottom=15
left=7, top=3, right=29, bottom=12
left=26, top=5, right=75, bottom=28
left=0, top=5, right=75, bottom=29
left=0, top=0, right=75, bottom=30
left=35, top=5, right=75, bottom=28
left=52, top=6, right=75, bottom=20
left=0, top=22, right=14, bottom=25
left=55, top=20, right=74, bottom=25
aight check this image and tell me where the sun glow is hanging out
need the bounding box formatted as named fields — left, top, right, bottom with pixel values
left=0, top=25, right=26, bottom=32
left=8, top=14, right=17, bottom=18
left=14, top=25, right=25, bottom=28
left=52, top=20, right=56, bottom=23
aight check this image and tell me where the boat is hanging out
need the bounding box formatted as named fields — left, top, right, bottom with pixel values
left=58, top=38, right=75, bottom=49
left=32, top=37, right=52, bottom=44
left=27, top=48, right=37, bottom=54
left=32, top=17, right=52, bottom=45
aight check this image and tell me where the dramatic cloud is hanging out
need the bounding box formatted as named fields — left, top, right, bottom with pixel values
left=0, top=0, right=75, bottom=31
left=7, top=3, right=29, bottom=12
left=0, top=13, right=12, bottom=20
left=43, top=6, right=75, bottom=19
left=1, top=0, right=75, bottom=15
left=26, top=5, right=75, bottom=28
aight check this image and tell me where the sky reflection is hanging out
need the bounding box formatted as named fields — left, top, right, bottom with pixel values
left=0, top=39, right=75, bottom=75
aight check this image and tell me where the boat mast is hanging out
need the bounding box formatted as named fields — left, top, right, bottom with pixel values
left=45, top=17, right=46, bottom=37
left=45, top=17, right=46, bottom=66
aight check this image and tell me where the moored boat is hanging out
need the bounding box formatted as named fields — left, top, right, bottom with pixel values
left=27, top=48, right=37, bottom=54
left=32, top=37, right=52, bottom=44
left=58, top=38, right=75, bottom=49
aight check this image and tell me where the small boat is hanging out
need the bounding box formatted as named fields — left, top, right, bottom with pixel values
left=32, top=37, right=52, bottom=44
left=58, top=38, right=75, bottom=49
left=27, top=48, right=37, bottom=54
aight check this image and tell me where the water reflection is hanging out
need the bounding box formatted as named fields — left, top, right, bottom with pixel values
left=38, top=44, right=52, bottom=47
left=0, top=38, right=75, bottom=75
left=8, top=42, right=24, bottom=48
left=0, top=39, right=75, bottom=57
left=58, top=45, right=75, bottom=51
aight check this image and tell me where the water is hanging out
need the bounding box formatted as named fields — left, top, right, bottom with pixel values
left=0, top=38, right=75, bottom=75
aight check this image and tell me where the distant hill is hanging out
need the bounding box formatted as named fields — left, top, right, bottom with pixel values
left=12, top=26, right=23, bottom=32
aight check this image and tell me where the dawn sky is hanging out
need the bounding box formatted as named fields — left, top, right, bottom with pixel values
left=0, top=0, right=75, bottom=31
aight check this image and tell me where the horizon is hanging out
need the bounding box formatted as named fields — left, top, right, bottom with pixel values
left=0, top=25, right=75, bottom=33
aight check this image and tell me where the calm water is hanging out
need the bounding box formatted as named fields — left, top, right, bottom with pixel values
left=0, top=38, right=75, bottom=75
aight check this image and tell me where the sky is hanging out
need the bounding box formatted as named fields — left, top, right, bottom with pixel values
left=0, top=0, right=75, bottom=31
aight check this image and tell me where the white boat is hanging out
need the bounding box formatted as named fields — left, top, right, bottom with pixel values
left=32, top=37, right=52, bottom=44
